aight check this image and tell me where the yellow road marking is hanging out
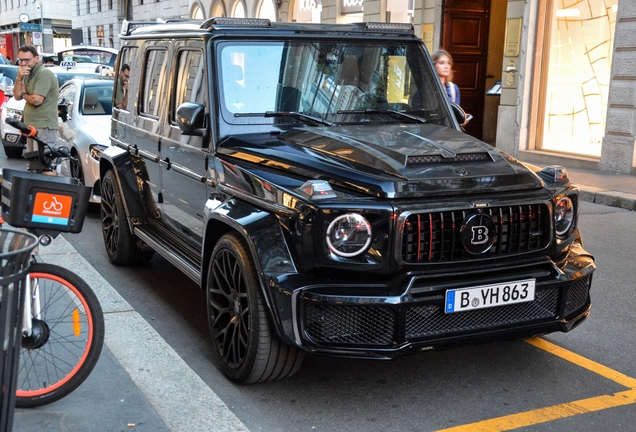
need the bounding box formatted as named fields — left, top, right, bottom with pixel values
left=525, top=338, right=636, bottom=389
left=436, top=338, right=636, bottom=432
left=437, top=389, right=636, bottom=432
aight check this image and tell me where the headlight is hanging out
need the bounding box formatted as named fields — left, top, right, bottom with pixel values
left=554, top=197, right=574, bottom=237
left=326, top=213, right=372, bottom=257
left=7, top=108, right=23, bottom=122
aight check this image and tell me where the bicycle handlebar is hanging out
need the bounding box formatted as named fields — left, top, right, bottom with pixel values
left=4, top=117, right=72, bottom=167
left=5, top=117, right=38, bottom=138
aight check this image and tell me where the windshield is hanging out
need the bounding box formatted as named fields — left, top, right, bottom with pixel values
left=216, top=40, right=450, bottom=130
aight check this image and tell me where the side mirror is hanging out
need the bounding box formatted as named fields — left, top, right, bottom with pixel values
left=176, top=102, right=207, bottom=137
left=449, top=102, right=467, bottom=126
left=58, top=103, right=68, bottom=122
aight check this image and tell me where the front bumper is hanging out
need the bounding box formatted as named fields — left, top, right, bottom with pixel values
left=1, top=131, right=25, bottom=148
left=269, top=245, right=595, bottom=359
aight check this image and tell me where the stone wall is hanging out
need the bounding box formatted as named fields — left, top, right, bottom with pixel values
left=599, top=1, right=636, bottom=174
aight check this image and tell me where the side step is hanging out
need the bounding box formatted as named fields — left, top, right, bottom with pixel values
left=133, top=225, right=202, bottom=285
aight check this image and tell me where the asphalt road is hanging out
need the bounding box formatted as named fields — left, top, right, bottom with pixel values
left=3, top=152, right=635, bottom=431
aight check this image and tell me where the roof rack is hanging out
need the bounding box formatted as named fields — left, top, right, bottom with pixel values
left=120, top=18, right=191, bottom=36
left=200, top=17, right=272, bottom=30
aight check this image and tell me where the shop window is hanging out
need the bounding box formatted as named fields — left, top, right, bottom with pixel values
left=232, top=0, right=245, bottom=18
left=538, top=0, right=618, bottom=158
left=257, top=0, right=276, bottom=21
left=212, top=3, right=224, bottom=17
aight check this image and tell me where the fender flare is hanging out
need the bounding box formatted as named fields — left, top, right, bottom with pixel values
left=99, top=146, right=159, bottom=231
left=202, top=198, right=298, bottom=342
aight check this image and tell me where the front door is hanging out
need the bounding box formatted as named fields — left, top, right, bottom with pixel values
left=442, top=0, right=491, bottom=140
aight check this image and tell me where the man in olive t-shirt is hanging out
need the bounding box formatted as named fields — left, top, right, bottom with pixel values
left=13, top=45, right=59, bottom=171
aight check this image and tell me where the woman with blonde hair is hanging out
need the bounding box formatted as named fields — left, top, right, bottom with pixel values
left=431, top=49, right=460, bottom=104
left=432, top=49, right=470, bottom=126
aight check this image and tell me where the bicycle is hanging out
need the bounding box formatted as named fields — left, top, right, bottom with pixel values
left=1, top=117, right=104, bottom=408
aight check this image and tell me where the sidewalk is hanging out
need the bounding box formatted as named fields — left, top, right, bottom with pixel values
left=562, top=166, right=636, bottom=211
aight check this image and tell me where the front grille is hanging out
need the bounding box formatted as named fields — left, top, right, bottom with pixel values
left=401, top=204, right=550, bottom=263
left=564, top=275, right=591, bottom=316
left=407, top=153, right=492, bottom=165
left=304, top=304, right=396, bottom=346
left=405, top=288, right=559, bottom=339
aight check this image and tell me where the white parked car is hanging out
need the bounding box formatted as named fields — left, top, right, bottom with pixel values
left=57, top=76, right=114, bottom=203
left=1, top=65, right=109, bottom=158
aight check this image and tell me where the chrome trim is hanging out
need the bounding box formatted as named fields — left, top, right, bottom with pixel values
left=168, top=163, right=207, bottom=183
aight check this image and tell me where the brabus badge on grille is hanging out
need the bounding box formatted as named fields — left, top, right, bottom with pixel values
left=460, top=213, right=496, bottom=255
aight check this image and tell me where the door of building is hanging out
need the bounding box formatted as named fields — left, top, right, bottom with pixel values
left=442, top=0, right=491, bottom=140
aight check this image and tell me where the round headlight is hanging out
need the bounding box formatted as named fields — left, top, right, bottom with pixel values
left=326, top=213, right=372, bottom=257
left=554, top=197, right=574, bottom=237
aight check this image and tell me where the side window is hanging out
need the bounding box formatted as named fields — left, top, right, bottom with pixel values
left=114, top=46, right=137, bottom=111
left=172, top=49, right=207, bottom=122
left=58, top=84, right=76, bottom=114
left=141, top=49, right=168, bottom=118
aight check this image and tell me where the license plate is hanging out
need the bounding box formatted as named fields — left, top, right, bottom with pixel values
left=445, top=279, right=536, bottom=314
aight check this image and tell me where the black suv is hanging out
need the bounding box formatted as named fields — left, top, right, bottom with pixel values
left=101, top=18, right=595, bottom=383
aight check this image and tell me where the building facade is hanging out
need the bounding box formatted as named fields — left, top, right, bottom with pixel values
left=0, top=1, right=73, bottom=58
left=4, top=0, right=634, bottom=175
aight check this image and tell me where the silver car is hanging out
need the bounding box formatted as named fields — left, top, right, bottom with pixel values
left=1, top=65, right=109, bottom=158
left=58, top=76, right=114, bottom=203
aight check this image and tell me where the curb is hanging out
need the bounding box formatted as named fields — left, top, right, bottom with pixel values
left=579, top=186, right=636, bottom=211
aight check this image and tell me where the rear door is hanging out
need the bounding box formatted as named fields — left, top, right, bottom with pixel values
left=159, top=42, right=209, bottom=248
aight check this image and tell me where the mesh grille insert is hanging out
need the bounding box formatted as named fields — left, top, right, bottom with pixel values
left=304, top=304, right=396, bottom=346
left=564, top=275, right=591, bottom=316
left=405, top=288, right=559, bottom=339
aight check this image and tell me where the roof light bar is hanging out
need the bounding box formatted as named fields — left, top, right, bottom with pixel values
left=356, top=22, right=415, bottom=33
left=201, top=17, right=272, bottom=30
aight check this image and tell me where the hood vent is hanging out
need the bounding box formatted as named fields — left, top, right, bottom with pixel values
left=407, top=153, right=492, bottom=165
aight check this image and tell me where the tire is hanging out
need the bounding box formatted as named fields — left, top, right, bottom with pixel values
left=70, top=150, right=85, bottom=186
left=100, top=169, right=154, bottom=265
left=16, top=263, right=105, bottom=408
left=3, top=144, right=23, bottom=158
left=207, top=233, right=304, bottom=383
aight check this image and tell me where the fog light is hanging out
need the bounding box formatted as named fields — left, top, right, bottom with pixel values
left=6, top=134, right=19, bottom=143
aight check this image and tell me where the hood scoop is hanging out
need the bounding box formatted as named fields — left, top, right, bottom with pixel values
left=407, top=152, right=493, bottom=165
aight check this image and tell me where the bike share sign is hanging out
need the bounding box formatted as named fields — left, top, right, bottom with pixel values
left=31, top=192, right=72, bottom=225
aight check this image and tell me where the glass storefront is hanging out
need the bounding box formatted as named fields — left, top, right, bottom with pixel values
left=539, top=0, right=618, bottom=157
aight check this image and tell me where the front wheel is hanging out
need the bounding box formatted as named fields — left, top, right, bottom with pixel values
left=16, top=263, right=105, bottom=408
left=207, top=233, right=304, bottom=383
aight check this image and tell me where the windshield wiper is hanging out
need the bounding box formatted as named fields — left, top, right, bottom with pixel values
left=235, top=111, right=334, bottom=126
left=337, top=109, right=427, bottom=124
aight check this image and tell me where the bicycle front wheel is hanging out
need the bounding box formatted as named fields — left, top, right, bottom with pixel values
left=16, top=263, right=105, bottom=408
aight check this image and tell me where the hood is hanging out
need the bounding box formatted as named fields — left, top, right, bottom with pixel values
left=219, top=123, right=543, bottom=198
left=78, top=115, right=111, bottom=146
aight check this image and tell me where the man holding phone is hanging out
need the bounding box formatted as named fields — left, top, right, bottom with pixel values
left=13, top=45, right=59, bottom=170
